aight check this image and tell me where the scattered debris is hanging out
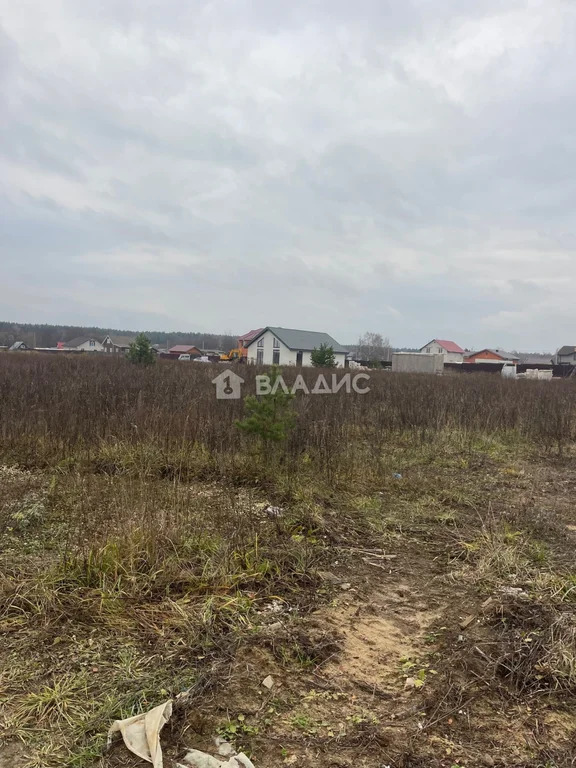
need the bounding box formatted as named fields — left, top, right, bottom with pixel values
left=346, top=547, right=397, bottom=560
left=363, top=560, right=393, bottom=572
left=215, top=739, right=235, bottom=758
left=179, top=750, right=255, bottom=768
left=393, top=473, right=403, bottom=479
left=481, top=596, right=495, bottom=612
left=262, top=599, right=285, bottom=613
left=262, top=675, right=274, bottom=689
left=459, top=614, right=476, bottom=629
left=108, top=703, right=256, bottom=768
left=473, top=645, right=492, bottom=665
left=317, top=570, right=343, bottom=585
left=499, top=586, right=528, bottom=598
left=108, top=700, right=172, bottom=768
left=265, top=505, right=283, bottom=518
left=404, top=677, right=416, bottom=690
left=340, top=582, right=352, bottom=590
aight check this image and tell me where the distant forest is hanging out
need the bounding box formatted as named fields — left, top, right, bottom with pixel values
left=0, top=321, right=238, bottom=352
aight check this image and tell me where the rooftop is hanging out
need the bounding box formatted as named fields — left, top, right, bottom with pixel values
left=105, top=335, right=137, bottom=347
left=435, top=339, right=465, bottom=354
left=466, top=349, right=520, bottom=360
left=248, top=327, right=348, bottom=354
left=168, top=345, right=201, bottom=354
left=64, top=336, right=98, bottom=348
left=238, top=328, right=264, bottom=342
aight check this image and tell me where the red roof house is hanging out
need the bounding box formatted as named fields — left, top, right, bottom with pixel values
left=238, top=329, right=264, bottom=347
left=419, top=339, right=465, bottom=361
left=434, top=339, right=465, bottom=353
left=464, top=349, right=519, bottom=364
left=234, top=328, right=264, bottom=358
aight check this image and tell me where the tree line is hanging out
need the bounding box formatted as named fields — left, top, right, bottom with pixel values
left=0, top=321, right=237, bottom=352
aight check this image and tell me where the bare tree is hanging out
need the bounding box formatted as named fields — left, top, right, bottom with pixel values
left=357, top=332, right=392, bottom=363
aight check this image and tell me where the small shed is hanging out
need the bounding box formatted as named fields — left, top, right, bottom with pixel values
left=392, top=352, right=444, bottom=374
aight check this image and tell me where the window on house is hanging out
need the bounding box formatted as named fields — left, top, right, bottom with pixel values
left=256, top=348, right=264, bottom=364
left=272, top=349, right=280, bottom=365
left=89, top=340, right=95, bottom=347
left=426, top=347, right=431, bottom=353
left=257, top=338, right=264, bottom=348
left=273, top=337, right=280, bottom=349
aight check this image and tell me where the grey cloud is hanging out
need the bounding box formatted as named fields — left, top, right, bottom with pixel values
left=1, top=0, right=576, bottom=348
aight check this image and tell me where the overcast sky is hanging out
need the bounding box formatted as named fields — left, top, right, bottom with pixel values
left=1, top=0, right=575, bottom=349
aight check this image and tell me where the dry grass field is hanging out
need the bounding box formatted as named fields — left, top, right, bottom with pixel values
left=2, top=354, right=576, bottom=768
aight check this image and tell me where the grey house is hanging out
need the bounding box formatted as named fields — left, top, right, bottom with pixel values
left=101, top=335, right=137, bottom=354
left=8, top=341, right=30, bottom=351
left=556, top=346, right=576, bottom=365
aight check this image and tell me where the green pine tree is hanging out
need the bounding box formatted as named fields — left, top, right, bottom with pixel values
left=311, top=343, right=337, bottom=368
left=127, top=333, right=156, bottom=365
left=236, top=369, right=295, bottom=445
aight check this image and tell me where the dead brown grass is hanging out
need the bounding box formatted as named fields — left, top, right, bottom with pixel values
left=1, top=356, right=576, bottom=766
left=0, top=354, right=575, bottom=476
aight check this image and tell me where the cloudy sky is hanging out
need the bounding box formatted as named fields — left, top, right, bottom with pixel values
left=1, top=0, right=575, bottom=349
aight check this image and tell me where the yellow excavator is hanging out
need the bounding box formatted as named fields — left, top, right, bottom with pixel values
left=219, top=347, right=246, bottom=362
left=220, top=329, right=262, bottom=362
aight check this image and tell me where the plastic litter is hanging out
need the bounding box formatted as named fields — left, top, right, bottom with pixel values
left=216, top=738, right=235, bottom=757
left=393, top=473, right=402, bottom=479
left=108, top=701, right=257, bottom=768
left=107, top=700, right=172, bottom=768
left=179, top=749, right=255, bottom=767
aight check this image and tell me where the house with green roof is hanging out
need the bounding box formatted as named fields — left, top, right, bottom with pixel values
left=245, top=327, right=348, bottom=367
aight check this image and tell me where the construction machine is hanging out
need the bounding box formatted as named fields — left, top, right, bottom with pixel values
left=219, top=347, right=246, bottom=363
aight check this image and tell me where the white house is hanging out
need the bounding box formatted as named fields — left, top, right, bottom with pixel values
left=419, top=339, right=465, bottom=363
left=245, top=327, right=348, bottom=367
left=64, top=336, right=104, bottom=352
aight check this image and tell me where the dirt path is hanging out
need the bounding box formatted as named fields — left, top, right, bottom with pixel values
left=153, top=458, right=576, bottom=768
left=150, top=513, right=465, bottom=768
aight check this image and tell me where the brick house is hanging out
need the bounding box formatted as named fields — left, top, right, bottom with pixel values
left=465, top=349, right=520, bottom=364
left=168, top=345, right=202, bottom=358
